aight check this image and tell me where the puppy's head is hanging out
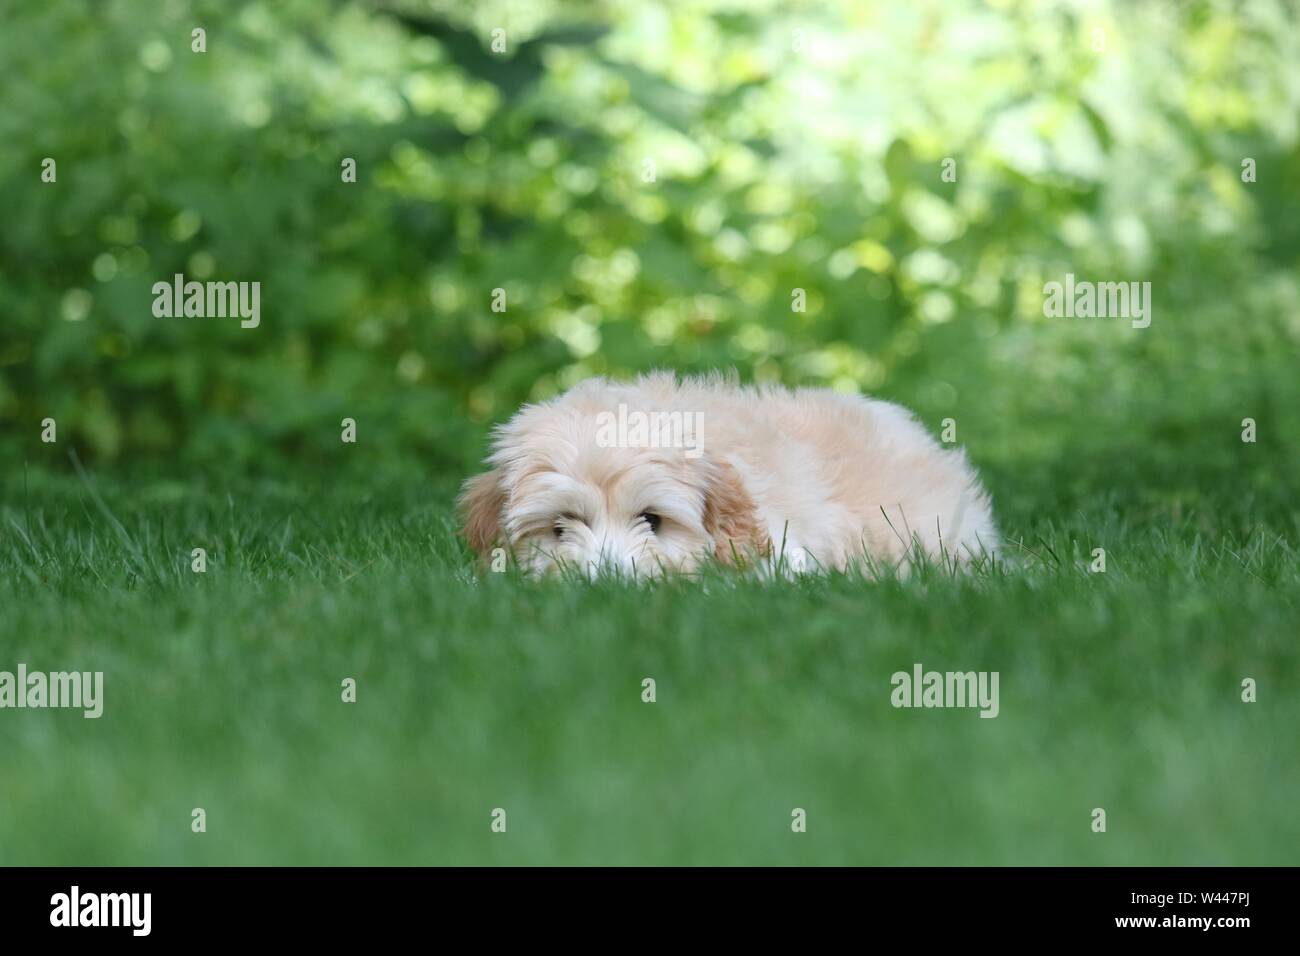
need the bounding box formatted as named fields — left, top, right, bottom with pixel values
left=458, top=376, right=765, bottom=576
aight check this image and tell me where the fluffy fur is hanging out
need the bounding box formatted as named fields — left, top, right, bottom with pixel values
left=459, top=372, right=998, bottom=576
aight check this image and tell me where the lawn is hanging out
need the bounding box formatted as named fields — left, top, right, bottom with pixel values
left=1, top=452, right=1295, bottom=866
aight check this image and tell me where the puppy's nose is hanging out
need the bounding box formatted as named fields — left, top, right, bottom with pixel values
left=595, top=541, right=641, bottom=578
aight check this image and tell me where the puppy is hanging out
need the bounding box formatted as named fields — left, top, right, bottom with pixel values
left=459, top=372, right=997, bottom=576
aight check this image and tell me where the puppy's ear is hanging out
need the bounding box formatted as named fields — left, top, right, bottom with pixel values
left=702, top=460, right=768, bottom=564
left=458, top=469, right=506, bottom=556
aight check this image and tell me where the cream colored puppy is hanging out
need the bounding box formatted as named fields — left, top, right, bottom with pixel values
left=460, top=372, right=997, bottom=576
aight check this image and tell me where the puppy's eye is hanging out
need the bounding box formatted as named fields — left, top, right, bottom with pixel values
left=639, top=512, right=661, bottom=534
left=554, top=512, right=580, bottom=539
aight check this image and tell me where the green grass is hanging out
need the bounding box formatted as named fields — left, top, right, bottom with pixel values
left=1, top=461, right=1297, bottom=866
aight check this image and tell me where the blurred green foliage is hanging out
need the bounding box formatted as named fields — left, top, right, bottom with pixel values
left=2, top=0, right=1299, bottom=485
